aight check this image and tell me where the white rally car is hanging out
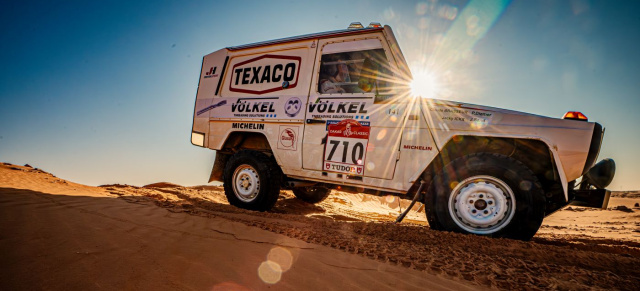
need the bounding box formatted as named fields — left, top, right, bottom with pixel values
left=191, top=23, right=615, bottom=240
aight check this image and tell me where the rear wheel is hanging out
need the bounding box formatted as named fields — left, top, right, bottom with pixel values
left=292, top=186, right=331, bottom=204
left=223, top=150, right=281, bottom=211
left=425, top=153, right=545, bottom=240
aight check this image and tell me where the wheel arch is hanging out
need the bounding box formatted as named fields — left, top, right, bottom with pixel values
left=209, top=131, right=275, bottom=183
left=420, top=134, right=569, bottom=214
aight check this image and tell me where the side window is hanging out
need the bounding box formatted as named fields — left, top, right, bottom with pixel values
left=318, top=49, right=393, bottom=96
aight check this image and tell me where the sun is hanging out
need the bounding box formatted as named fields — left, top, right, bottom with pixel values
left=410, top=68, right=441, bottom=98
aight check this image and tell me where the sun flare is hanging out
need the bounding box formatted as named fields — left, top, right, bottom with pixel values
left=410, top=68, right=441, bottom=99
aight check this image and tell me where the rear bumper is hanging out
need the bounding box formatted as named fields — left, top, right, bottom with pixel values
left=569, top=189, right=611, bottom=209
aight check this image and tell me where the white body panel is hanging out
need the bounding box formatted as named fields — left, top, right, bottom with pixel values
left=192, top=26, right=599, bottom=201
left=421, top=99, right=593, bottom=181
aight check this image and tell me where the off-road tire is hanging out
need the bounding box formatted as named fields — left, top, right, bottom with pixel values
left=292, top=186, right=332, bottom=204
left=424, top=153, right=545, bottom=240
left=223, top=150, right=282, bottom=211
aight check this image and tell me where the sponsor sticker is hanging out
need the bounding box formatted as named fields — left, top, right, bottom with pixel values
left=308, top=97, right=371, bottom=120
left=197, top=100, right=227, bottom=116
left=323, top=119, right=370, bottom=176
left=231, top=123, right=264, bottom=130
left=427, top=105, right=495, bottom=128
left=387, top=104, right=401, bottom=116
left=203, top=67, right=218, bottom=79
left=284, top=97, right=302, bottom=117
left=278, top=126, right=299, bottom=151
left=326, top=120, right=369, bottom=130
left=402, top=145, right=433, bottom=151
left=206, top=97, right=303, bottom=120
left=230, top=97, right=277, bottom=118
left=229, top=54, right=301, bottom=95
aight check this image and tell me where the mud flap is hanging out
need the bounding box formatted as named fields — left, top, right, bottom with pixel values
left=569, top=189, right=611, bottom=209
left=209, top=153, right=229, bottom=183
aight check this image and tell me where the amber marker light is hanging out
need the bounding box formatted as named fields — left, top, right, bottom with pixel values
left=563, top=111, right=588, bottom=121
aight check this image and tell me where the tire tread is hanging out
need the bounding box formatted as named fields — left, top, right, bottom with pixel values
left=223, top=150, right=282, bottom=211
left=425, top=153, right=545, bottom=240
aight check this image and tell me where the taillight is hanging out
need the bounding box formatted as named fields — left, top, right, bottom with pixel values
left=563, top=111, right=588, bottom=121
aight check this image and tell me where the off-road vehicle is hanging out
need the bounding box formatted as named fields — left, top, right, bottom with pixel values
left=191, top=23, right=615, bottom=240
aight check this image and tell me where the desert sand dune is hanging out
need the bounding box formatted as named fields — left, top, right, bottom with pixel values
left=1, top=163, right=639, bottom=290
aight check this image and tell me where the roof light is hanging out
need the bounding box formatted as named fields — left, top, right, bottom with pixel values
left=348, top=22, right=364, bottom=29
left=563, top=111, right=588, bottom=121
left=367, top=22, right=382, bottom=28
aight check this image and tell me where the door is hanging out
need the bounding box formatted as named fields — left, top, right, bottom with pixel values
left=302, top=37, right=409, bottom=180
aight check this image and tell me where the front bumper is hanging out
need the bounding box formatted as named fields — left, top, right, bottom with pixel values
left=569, top=188, right=611, bottom=209
left=568, top=158, right=615, bottom=209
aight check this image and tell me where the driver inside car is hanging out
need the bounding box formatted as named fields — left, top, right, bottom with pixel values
left=319, top=56, right=351, bottom=93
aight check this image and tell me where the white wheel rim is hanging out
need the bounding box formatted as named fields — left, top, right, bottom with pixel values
left=232, top=164, right=260, bottom=202
left=448, top=175, right=516, bottom=234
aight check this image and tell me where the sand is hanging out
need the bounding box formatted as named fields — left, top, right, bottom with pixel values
left=1, top=163, right=639, bottom=290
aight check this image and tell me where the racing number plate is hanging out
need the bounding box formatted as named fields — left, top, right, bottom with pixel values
left=323, top=119, right=370, bottom=175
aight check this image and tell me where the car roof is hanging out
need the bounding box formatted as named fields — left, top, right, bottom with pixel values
left=226, top=27, right=384, bottom=51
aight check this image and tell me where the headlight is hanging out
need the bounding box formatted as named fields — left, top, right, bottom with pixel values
left=584, top=158, right=616, bottom=189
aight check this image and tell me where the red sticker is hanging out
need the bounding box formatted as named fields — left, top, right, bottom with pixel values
left=323, top=119, right=370, bottom=176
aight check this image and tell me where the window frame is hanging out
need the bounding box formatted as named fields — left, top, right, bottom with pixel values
left=315, top=37, right=393, bottom=96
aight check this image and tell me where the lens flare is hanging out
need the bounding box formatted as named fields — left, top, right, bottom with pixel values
left=258, top=246, right=296, bottom=284
left=366, top=162, right=376, bottom=171
left=258, top=261, right=282, bottom=284
left=385, top=195, right=396, bottom=204
left=267, top=247, right=293, bottom=272
left=410, top=68, right=441, bottom=98
left=376, top=129, right=387, bottom=141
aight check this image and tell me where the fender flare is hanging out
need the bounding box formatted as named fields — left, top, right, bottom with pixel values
left=414, top=133, right=569, bottom=201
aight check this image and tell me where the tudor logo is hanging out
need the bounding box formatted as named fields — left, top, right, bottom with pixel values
left=229, top=54, right=301, bottom=95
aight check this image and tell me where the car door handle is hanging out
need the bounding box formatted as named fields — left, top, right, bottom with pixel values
left=306, top=119, right=326, bottom=124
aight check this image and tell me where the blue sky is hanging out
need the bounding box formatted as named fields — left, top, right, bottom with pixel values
left=1, top=0, right=638, bottom=190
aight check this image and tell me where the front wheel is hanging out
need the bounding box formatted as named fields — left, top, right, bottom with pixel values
left=425, top=153, right=545, bottom=240
left=223, top=150, right=282, bottom=211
